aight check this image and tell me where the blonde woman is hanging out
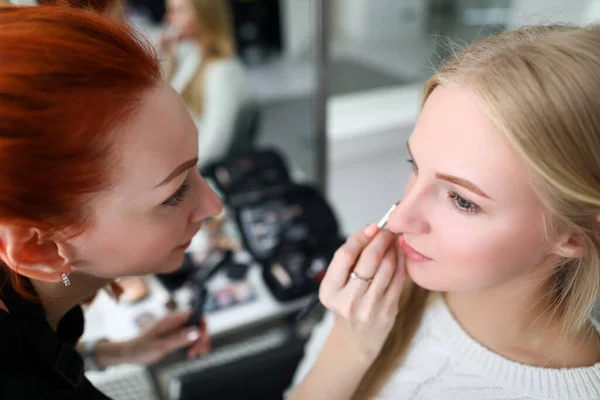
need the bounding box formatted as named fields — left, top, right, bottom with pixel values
left=160, top=0, right=251, bottom=168
left=286, top=25, right=600, bottom=399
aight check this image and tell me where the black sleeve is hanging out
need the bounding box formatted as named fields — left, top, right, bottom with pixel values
left=0, top=372, right=112, bottom=400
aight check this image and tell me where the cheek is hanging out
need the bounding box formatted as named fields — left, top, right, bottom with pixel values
left=178, top=16, right=196, bottom=37
left=73, top=211, right=189, bottom=278
left=430, top=214, right=547, bottom=291
left=127, top=215, right=185, bottom=254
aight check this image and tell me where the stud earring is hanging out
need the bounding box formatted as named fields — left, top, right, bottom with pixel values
left=61, top=272, right=71, bottom=287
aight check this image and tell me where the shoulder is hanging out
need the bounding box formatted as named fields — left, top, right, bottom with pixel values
left=202, top=58, right=251, bottom=108
left=0, top=306, right=96, bottom=398
left=0, top=310, right=27, bottom=362
left=0, top=319, right=73, bottom=399
left=0, top=372, right=83, bottom=400
left=0, top=367, right=106, bottom=399
left=0, top=327, right=104, bottom=399
left=204, top=58, right=247, bottom=83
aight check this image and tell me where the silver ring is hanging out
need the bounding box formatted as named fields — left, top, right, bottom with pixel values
left=350, top=271, right=373, bottom=283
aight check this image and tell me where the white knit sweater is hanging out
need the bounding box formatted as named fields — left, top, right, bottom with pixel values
left=290, top=298, right=600, bottom=399
left=168, top=44, right=251, bottom=168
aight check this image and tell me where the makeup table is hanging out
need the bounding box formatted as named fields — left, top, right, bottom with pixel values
left=80, top=206, right=315, bottom=400
left=81, top=251, right=312, bottom=345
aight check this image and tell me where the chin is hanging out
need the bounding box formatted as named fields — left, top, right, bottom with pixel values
left=163, top=255, right=187, bottom=273
left=147, top=252, right=186, bottom=275
left=408, top=263, right=493, bottom=293
left=406, top=260, right=449, bottom=292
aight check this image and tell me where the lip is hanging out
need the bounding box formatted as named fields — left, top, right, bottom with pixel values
left=398, top=235, right=432, bottom=262
left=176, top=240, right=192, bottom=250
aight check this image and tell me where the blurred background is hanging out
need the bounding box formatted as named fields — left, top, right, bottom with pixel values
left=120, top=0, right=600, bottom=235
left=33, top=1, right=599, bottom=399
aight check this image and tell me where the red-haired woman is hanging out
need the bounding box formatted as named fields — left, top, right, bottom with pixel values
left=0, top=6, right=220, bottom=398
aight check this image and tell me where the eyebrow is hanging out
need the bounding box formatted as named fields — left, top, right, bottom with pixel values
left=406, top=141, right=490, bottom=199
left=155, top=157, right=198, bottom=188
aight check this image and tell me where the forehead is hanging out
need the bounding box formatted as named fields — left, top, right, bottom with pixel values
left=411, top=85, right=538, bottom=206
left=111, top=83, right=198, bottom=194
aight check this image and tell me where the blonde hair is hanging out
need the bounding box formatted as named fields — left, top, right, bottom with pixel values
left=182, top=0, right=235, bottom=115
left=354, top=25, right=600, bottom=399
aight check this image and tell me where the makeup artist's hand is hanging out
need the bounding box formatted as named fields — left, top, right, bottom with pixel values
left=121, top=311, right=210, bottom=364
left=318, top=224, right=406, bottom=362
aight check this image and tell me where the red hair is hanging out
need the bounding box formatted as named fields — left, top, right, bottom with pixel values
left=0, top=5, right=161, bottom=299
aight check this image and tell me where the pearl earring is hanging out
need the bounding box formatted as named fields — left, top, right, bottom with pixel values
left=61, top=272, right=71, bottom=287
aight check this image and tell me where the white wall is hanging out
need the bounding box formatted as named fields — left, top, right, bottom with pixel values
left=583, top=0, right=600, bottom=23
left=327, top=128, right=412, bottom=236
left=279, top=0, right=428, bottom=59
left=333, top=0, right=426, bottom=44
left=509, top=0, right=592, bottom=27
left=326, top=85, right=422, bottom=235
left=279, top=0, right=600, bottom=60
left=280, top=0, right=315, bottom=59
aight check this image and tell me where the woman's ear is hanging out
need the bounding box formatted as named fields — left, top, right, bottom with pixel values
left=0, top=225, right=71, bottom=283
left=551, top=230, right=588, bottom=259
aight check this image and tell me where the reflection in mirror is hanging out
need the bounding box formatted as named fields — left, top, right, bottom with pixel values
left=128, top=0, right=321, bottom=183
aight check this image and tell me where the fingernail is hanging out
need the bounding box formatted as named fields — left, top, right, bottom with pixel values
left=364, top=223, right=378, bottom=238
left=187, top=329, right=200, bottom=342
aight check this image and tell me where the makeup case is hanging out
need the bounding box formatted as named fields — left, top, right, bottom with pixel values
left=203, top=149, right=344, bottom=302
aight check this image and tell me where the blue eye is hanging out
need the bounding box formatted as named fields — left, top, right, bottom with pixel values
left=162, top=183, right=190, bottom=207
left=449, top=192, right=480, bottom=214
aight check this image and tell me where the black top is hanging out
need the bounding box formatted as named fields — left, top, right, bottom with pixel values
left=0, top=273, right=111, bottom=400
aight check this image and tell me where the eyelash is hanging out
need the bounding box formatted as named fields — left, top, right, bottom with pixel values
left=407, top=158, right=418, bottom=172
left=406, top=159, right=480, bottom=215
left=449, top=192, right=480, bottom=214
left=162, top=183, right=190, bottom=207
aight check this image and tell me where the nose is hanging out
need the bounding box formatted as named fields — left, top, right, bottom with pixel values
left=189, top=177, right=223, bottom=223
left=386, top=177, right=430, bottom=235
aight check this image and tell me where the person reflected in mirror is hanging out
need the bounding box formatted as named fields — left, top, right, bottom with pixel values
left=159, top=0, right=252, bottom=168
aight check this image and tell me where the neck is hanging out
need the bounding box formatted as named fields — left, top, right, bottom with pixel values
left=444, top=263, right=600, bottom=368
left=30, top=271, right=110, bottom=331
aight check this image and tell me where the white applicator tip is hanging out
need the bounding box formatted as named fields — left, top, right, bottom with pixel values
left=377, top=201, right=399, bottom=228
